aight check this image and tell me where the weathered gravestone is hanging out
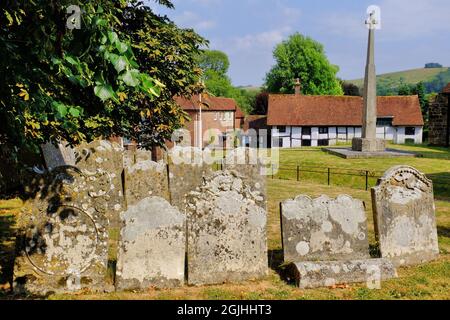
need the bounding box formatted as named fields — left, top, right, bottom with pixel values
left=115, top=197, right=185, bottom=290
left=224, top=148, right=267, bottom=207
left=281, top=195, right=370, bottom=262
left=372, top=165, right=439, bottom=266
left=167, top=147, right=212, bottom=211
left=289, top=258, right=397, bottom=289
left=186, top=170, right=268, bottom=285
left=124, top=160, right=170, bottom=206
left=281, top=194, right=397, bottom=289
left=13, top=166, right=110, bottom=295
left=42, top=140, right=125, bottom=227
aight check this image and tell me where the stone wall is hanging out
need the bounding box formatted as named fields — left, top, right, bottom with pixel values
left=428, top=93, right=449, bottom=146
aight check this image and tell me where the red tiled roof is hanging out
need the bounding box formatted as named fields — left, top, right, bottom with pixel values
left=243, top=115, right=268, bottom=131
left=175, top=96, right=238, bottom=112
left=267, top=95, right=424, bottom=127
left=443, top=83, right=450, bottom=94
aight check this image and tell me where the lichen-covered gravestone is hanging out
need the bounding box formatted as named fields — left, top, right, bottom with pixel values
left=73, top=140, right=125, bottom=226
left=372, top=165, right=439, bottom=266
left=14, top=167, right=110, bottom=295
left=124, top=160, right=170, bottom=206
left=186, top=170, right=268, bottom=285
left=281, top=195, right=370, bottom=262
left=115, top=197, right=185, bottom=290
left=224, top=147, right=266, bottom=207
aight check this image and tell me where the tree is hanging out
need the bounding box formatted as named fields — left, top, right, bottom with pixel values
left=265, top=33, right=343, bottom=95
left=120, top=1, right=207, bottom=148
left=198, top=49, right=256, bottom=115
left=253, top=92, right=269, bottom=115
left=425, top=63, right=443, bottom=69
left=341, top=82, right=361, bottom=96
left=198, top=50, right=230, bottom=77
left=0, top=0, right=206, bottom=163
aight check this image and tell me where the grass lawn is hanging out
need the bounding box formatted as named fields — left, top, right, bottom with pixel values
left=274, top=143, right=450, bottom=199
left=0, top=144, right=449, bottom=300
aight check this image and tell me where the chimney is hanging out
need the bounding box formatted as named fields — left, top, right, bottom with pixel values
left=294, top=78, right=301, bottom=95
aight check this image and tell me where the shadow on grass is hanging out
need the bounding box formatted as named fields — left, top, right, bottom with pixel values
left=401, top=144, right=450, bottom=160
left=437, top=226, right=450, bottom=239
left=268, top=249, right=296, bottom=285
left=427, top=172, right=450, bottom=201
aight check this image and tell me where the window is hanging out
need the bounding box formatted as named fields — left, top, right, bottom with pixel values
left=302, top=139, right=311, bottom=147
left=302, top=127, right=311, bottom=136
left=377, top=117, right=393, bottom=126
left=318, top=139, right=329, bottom=146
left=319, top=127, right=329, bottom=134
left=405, top=127, right=416, bottom=136
left=338, top=127, right=347, bottom=134
left=277, top=126, right=287, bottom=133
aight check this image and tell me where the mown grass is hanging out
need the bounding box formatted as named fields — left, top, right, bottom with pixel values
left=1, top=144, right=449, bottom=300
left=273, top=143, right=450, bottom=199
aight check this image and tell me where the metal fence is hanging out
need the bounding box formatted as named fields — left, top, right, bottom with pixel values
left=269, top=164, right=450, bottom=194
left=212, top=159, right=450, bottom=194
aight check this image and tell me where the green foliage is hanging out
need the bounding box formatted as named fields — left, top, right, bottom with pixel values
left=265, top=33, right=343, bottom=95
left=198, top=50, right=230, bottom=77
left=199, top=49, right=256, bottom=115
left=0, top=0, right=206, bottom=161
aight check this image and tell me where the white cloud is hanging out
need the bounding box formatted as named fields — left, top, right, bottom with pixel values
left=232, top=27, right=292, bottom=52
left=174, top=10, right=217, bottom=31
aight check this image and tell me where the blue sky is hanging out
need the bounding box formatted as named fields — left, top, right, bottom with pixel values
left=146, top=0, right=450, bottom=87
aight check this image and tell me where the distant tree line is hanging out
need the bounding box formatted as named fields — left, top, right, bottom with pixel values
left=425, top=62, right=443, bottom=68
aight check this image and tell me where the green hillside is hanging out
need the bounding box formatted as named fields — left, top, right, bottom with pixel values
left=347, top=67, right=450, bottom=94
left=349, top=67, right=448, bottom=87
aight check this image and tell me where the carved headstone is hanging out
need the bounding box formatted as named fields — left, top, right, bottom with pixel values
left=42, top=140, right=125, bottom=227
left=115, top=197, right=185, bottom=290
left=281, top=195, right=370, bottom=262
left=124, top=160, right=169, bottom=206
left=372, top=166, right=439, bottom=266
left=13, top=167, right=110, bottom=295
left=186, top=171, right=268, bottom=285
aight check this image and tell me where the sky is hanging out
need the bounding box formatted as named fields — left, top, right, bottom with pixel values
left=145, top=0, right=450, bottom=87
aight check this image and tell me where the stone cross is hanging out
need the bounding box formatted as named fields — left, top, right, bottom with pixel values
left=352, top=6, right=386, bottom=152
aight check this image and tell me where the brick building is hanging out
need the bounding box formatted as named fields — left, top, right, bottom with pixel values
left=175, top=95, right=244, bottom=148
left=428, top=83, right=450, bottom=147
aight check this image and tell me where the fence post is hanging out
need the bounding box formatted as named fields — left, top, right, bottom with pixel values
left=297, top=165, right=300, bottom=182
left=272, top=164, right=274, bottom=179
left=328, top=168, right=331, bottom=186
left=365, top=171, right=369, bottom=191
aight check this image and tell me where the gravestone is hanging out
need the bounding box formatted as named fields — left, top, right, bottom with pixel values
left=186, top=170, right=268, bottom=285
left=115, top=197, right=185, bottom=290
left=167, top=146, right=212, bottom=211
left=42, top=140, right=125, bottom=227
left=290, top=258, right=397, bottom=289
left=124, top=160, right=169, bottom=206
left=281, top=195, right=370, bottom=262
left=13, top=166, right=110, bottom=295
left=224, top=147, right=267, bottom=207
left=372, top=165, right=439, bottom=266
